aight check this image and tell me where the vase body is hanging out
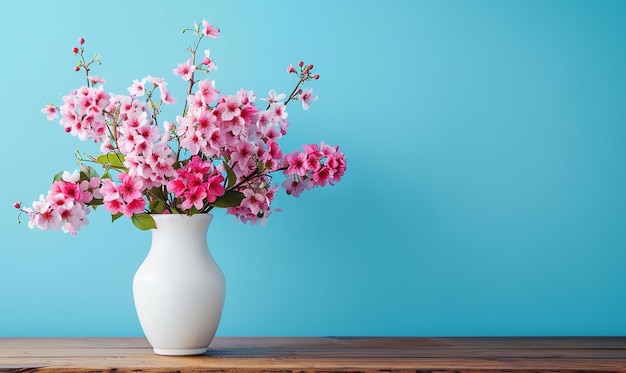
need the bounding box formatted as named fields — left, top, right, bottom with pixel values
left=133, top=213, right=225, bottom=356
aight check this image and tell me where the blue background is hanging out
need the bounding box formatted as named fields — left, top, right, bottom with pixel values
left=1, top=0, right=625, bottom=337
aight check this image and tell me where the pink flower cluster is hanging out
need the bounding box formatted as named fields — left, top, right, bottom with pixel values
left=17, top=171, right=101, bottom=236
left=283, top=142, right=347, bottom=197
left=100, top=172, right=147, bottom=218
left=166, top=156, right=225, bottom=211
left=16, top=19, right=346, bottom=235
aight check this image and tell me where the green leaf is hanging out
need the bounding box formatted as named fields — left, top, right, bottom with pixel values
left=80, top=164, right=100, bottom=180
left=52, top=171, right=64, bottom=182
left=111, top=212, right=123, bottom=222
left=131, top=213, right=156, bottom=230
left=96, top=153, right=126, bottom=169
left=223, top=161, right=237, bottom=189
left=88, top=198, right=104, bottom=208
left=149, top=199, right=166, bottom=214
left=212, top=190, right=245, bottom=208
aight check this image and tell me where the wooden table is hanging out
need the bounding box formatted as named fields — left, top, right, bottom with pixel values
left=1, top=336, right=626, bottom=372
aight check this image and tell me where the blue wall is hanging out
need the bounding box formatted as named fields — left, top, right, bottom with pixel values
left=1, top=0, right=625, bottom=337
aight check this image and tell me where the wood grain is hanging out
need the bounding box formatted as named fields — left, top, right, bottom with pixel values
left=0, top=336, right=625, bottom=372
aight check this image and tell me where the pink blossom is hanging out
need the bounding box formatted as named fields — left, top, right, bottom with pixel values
left=181, top=187, right=206, bottom=210
left=41, top=104, right=58, bottom=120
left=313, top=166, right=332, bottom=186
left=146, top=76, right=165, bottom=86
left=202, top=20, right=220, bottom=38
left=300, top=88, right=317, bottom=110
left=159, top=84, right=177, bottom=104
left=80, top=177, right=102, bottom=203
left=271, top=102, right=288, bottom=121
left=60, top=203, right=89, bottom=236
left=88, top=76, right=106, bottom=85
left=121, top=197, right=146, bottom=217
left=50, top=180, right=82, bottom=202
left=285, top=152, right=308, bottom=177
left=202, top=49, right=217, bottom=70
left=166, top=179, right=186, bottom=198
left=261, top=89, right=286, bottom=104
left=118, top=173, right=143, bottom=202
left=99, top=179, right=120, bottom=202
left=282, top=177, right=306, bottom=197
left=217, top=95, right=241, bottom=121
left=196, top=79, right=219, bottom=105
left=128, top=78, right=147, bottom=97
left=103, top=198, right=123, bottom=215
left=29, top=195, right=62, bottom=231
left=173, top=58, right=196, bottom=81
left=205, top=174, right=225, bottom=203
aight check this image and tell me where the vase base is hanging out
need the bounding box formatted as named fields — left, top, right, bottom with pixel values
left=153, top=347, right=208, bottom=356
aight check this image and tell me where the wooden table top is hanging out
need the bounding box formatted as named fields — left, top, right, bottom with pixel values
left=1, top=336, right=626, bottom=372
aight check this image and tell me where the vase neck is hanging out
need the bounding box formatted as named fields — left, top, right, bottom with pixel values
left=148, top=214, right=214, bottom=256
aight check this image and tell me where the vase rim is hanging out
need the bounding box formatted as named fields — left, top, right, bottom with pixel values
left=150, top=213, right=213, bottom=219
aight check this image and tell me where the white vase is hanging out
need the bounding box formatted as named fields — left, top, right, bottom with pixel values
left=132, top=213, right=226, bottom=356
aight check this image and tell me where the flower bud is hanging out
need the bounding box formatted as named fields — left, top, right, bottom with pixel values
left=287, top=64, right=296, bottom=74
left=78, top=37, right=85, bottom=45
left=72, top=46, right=79, bottom=54
left=13, top=202, right=21, bottom=209
left=313, top=74, right=320, bottom=80
left=74, top=65, right=80, bottom=72
left=65, top=127, right=71, bottom=132
left=307, top=64, right=314, bottom=70
left=298, top=61, right=304, bottom=68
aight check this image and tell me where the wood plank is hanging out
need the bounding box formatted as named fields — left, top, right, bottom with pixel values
left=0, top=337, right=625, bottom=372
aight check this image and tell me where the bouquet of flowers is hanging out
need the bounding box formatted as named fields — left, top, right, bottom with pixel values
left=14, top=19, right=346, bottom=235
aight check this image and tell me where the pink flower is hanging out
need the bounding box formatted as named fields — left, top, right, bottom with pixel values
left=159, top=85, right=177, bottom=104
left=313, top=166, right=332, bottom=187
left=80, top=177, right=102, bottom=203
left=285, top=152, right=308, bottom=177
left=300, top=88, right=317, bottom=110
left=282, top=177, right=306, bottom=197
left=121, top=197, right=146, bottom=217
left=41, top=104, right=58, bottom=120
left=50, top=180, right=82, bottom=202
left=202, top=49, right=217, bottom=71
left=128, top=78, right=147, bottom=97
left=99, top=179, right=120, bottom=202
left=181, top=187, right=206, bottom=210
left=196, top=79, right=219, bottom=105
left=29, top=196, right=62, bottom=231
left=166, top=179, right=186, bottom=198
left=261, top=89, right=285, bottom=104
left=205, top=174, right=225, bottom=203
left=118, top=173, right=143, bottom=202
left=217, top=95, right=241, bottom=121
left=146, top=76, right=165, bottom=86
left=88, top=76, right=106, bottom=85
left=173, top=58, right=196, bottom=81
left=202, top=20, right=220, bottom=38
